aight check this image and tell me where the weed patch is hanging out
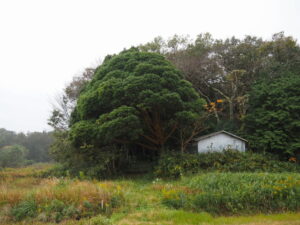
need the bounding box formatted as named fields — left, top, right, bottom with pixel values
left=160, top=173, right=300, bottom=215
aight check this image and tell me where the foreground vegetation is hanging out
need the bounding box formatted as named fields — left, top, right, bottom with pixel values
left=1, top=164, right=300, bottom=225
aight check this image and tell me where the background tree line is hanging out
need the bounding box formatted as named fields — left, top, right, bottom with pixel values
left=139, top=32, right=300, bottom=158
left=48, top=32, right=300, bottom=178
left=0, top=128, right=53, bottom=167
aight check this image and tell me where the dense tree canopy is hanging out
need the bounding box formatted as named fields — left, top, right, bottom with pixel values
left=70, top=48, right=205, bottom=152
left=245, top=72, right=300, bottom=157
left=140, top=32, right=300, bottom=132
left=138, top=32, right=300, bottom=157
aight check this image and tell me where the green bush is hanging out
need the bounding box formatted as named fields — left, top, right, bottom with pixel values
left=155, top=150, right=300, bottom=178
left=11, top=199, right=37, bottom=221
left=42, top=199, right=79, bottom=223
left=162, top=173, right=300, bottom=215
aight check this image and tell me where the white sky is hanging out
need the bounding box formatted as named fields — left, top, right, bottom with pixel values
left=0, top=0, right=299, bottom=132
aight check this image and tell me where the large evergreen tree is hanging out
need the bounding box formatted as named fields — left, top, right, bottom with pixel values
left=61, top=49, right=206, bottom=176
left=70, top=48, right=205, bottom=152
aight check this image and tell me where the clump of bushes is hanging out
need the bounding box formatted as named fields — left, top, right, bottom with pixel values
left=161, top=172, right=300, bottom=215
left=155, top=150, right=300, bottom=178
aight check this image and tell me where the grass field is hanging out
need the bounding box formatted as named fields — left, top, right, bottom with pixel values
left=1, top=164, right=300, bottom=225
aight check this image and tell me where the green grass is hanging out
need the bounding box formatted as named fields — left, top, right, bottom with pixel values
left=5, top=210, right=300, bottom=225
left=115, top=209, right=300, bottom=225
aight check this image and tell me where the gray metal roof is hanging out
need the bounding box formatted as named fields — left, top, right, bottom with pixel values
left=194, top=130, right=248, bottom=142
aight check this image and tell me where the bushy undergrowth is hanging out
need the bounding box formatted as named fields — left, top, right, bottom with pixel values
left=38, top=160, right=125, bottom=180
left=160, top=173, right=300, bottom=215
left=155, top=150, right=300, bottom=178
left=0, top=171, right=124, bottom=223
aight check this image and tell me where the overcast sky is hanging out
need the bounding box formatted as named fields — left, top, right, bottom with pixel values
left=0, top=0, right=299, bottom=133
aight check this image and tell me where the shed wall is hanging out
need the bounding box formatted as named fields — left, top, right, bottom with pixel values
left=197, top=133, right=246, bottom=153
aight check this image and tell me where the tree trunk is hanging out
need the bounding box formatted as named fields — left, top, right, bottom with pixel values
left=229, top=99, right=234, bottom=121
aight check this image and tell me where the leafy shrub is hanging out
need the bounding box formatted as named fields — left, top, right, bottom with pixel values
left=11, top=199, right=37, bottom=221
left=45, top=146, right=126, bottom=179
left=42, top=199, right=79, bottom=223
left=161, top=173, right=300, bottom=215
left=155, top=150, right=300, bottom=178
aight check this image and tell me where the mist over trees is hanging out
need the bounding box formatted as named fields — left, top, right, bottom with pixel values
left=0, top=128, right=53, bottom=167
left=0, top=145, right=28, bottom=168
left=48, top=32, right=300, bottom=177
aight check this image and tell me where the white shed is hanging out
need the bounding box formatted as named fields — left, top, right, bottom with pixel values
left=194, top=130, right=247, bottom=153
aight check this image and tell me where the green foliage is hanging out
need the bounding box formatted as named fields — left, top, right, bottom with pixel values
left=160, top=173, right=300, bottom=215
left=245, top=72, right=300, bottom=157
left=187, top=173, right=300, bottom=214
left=38, top=163, right=69, bottom=178
left=42, top=199, right=79, bottom=223
left=49, top=131, right=113, bottom=179
left=49, top=131, right=72, bottom=163
left=155, top=150, right=300, bottom=178
left=59, top=48, right=205, bottom=177
left=96, top=106, right=143, bottom=144
left=0, top=145, right=28, bottom=168
left=141, top=33, right=300, bottom=148
left=11, top=199, right=37, bottom=221
left=70, top=48, right=204, bottom=150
